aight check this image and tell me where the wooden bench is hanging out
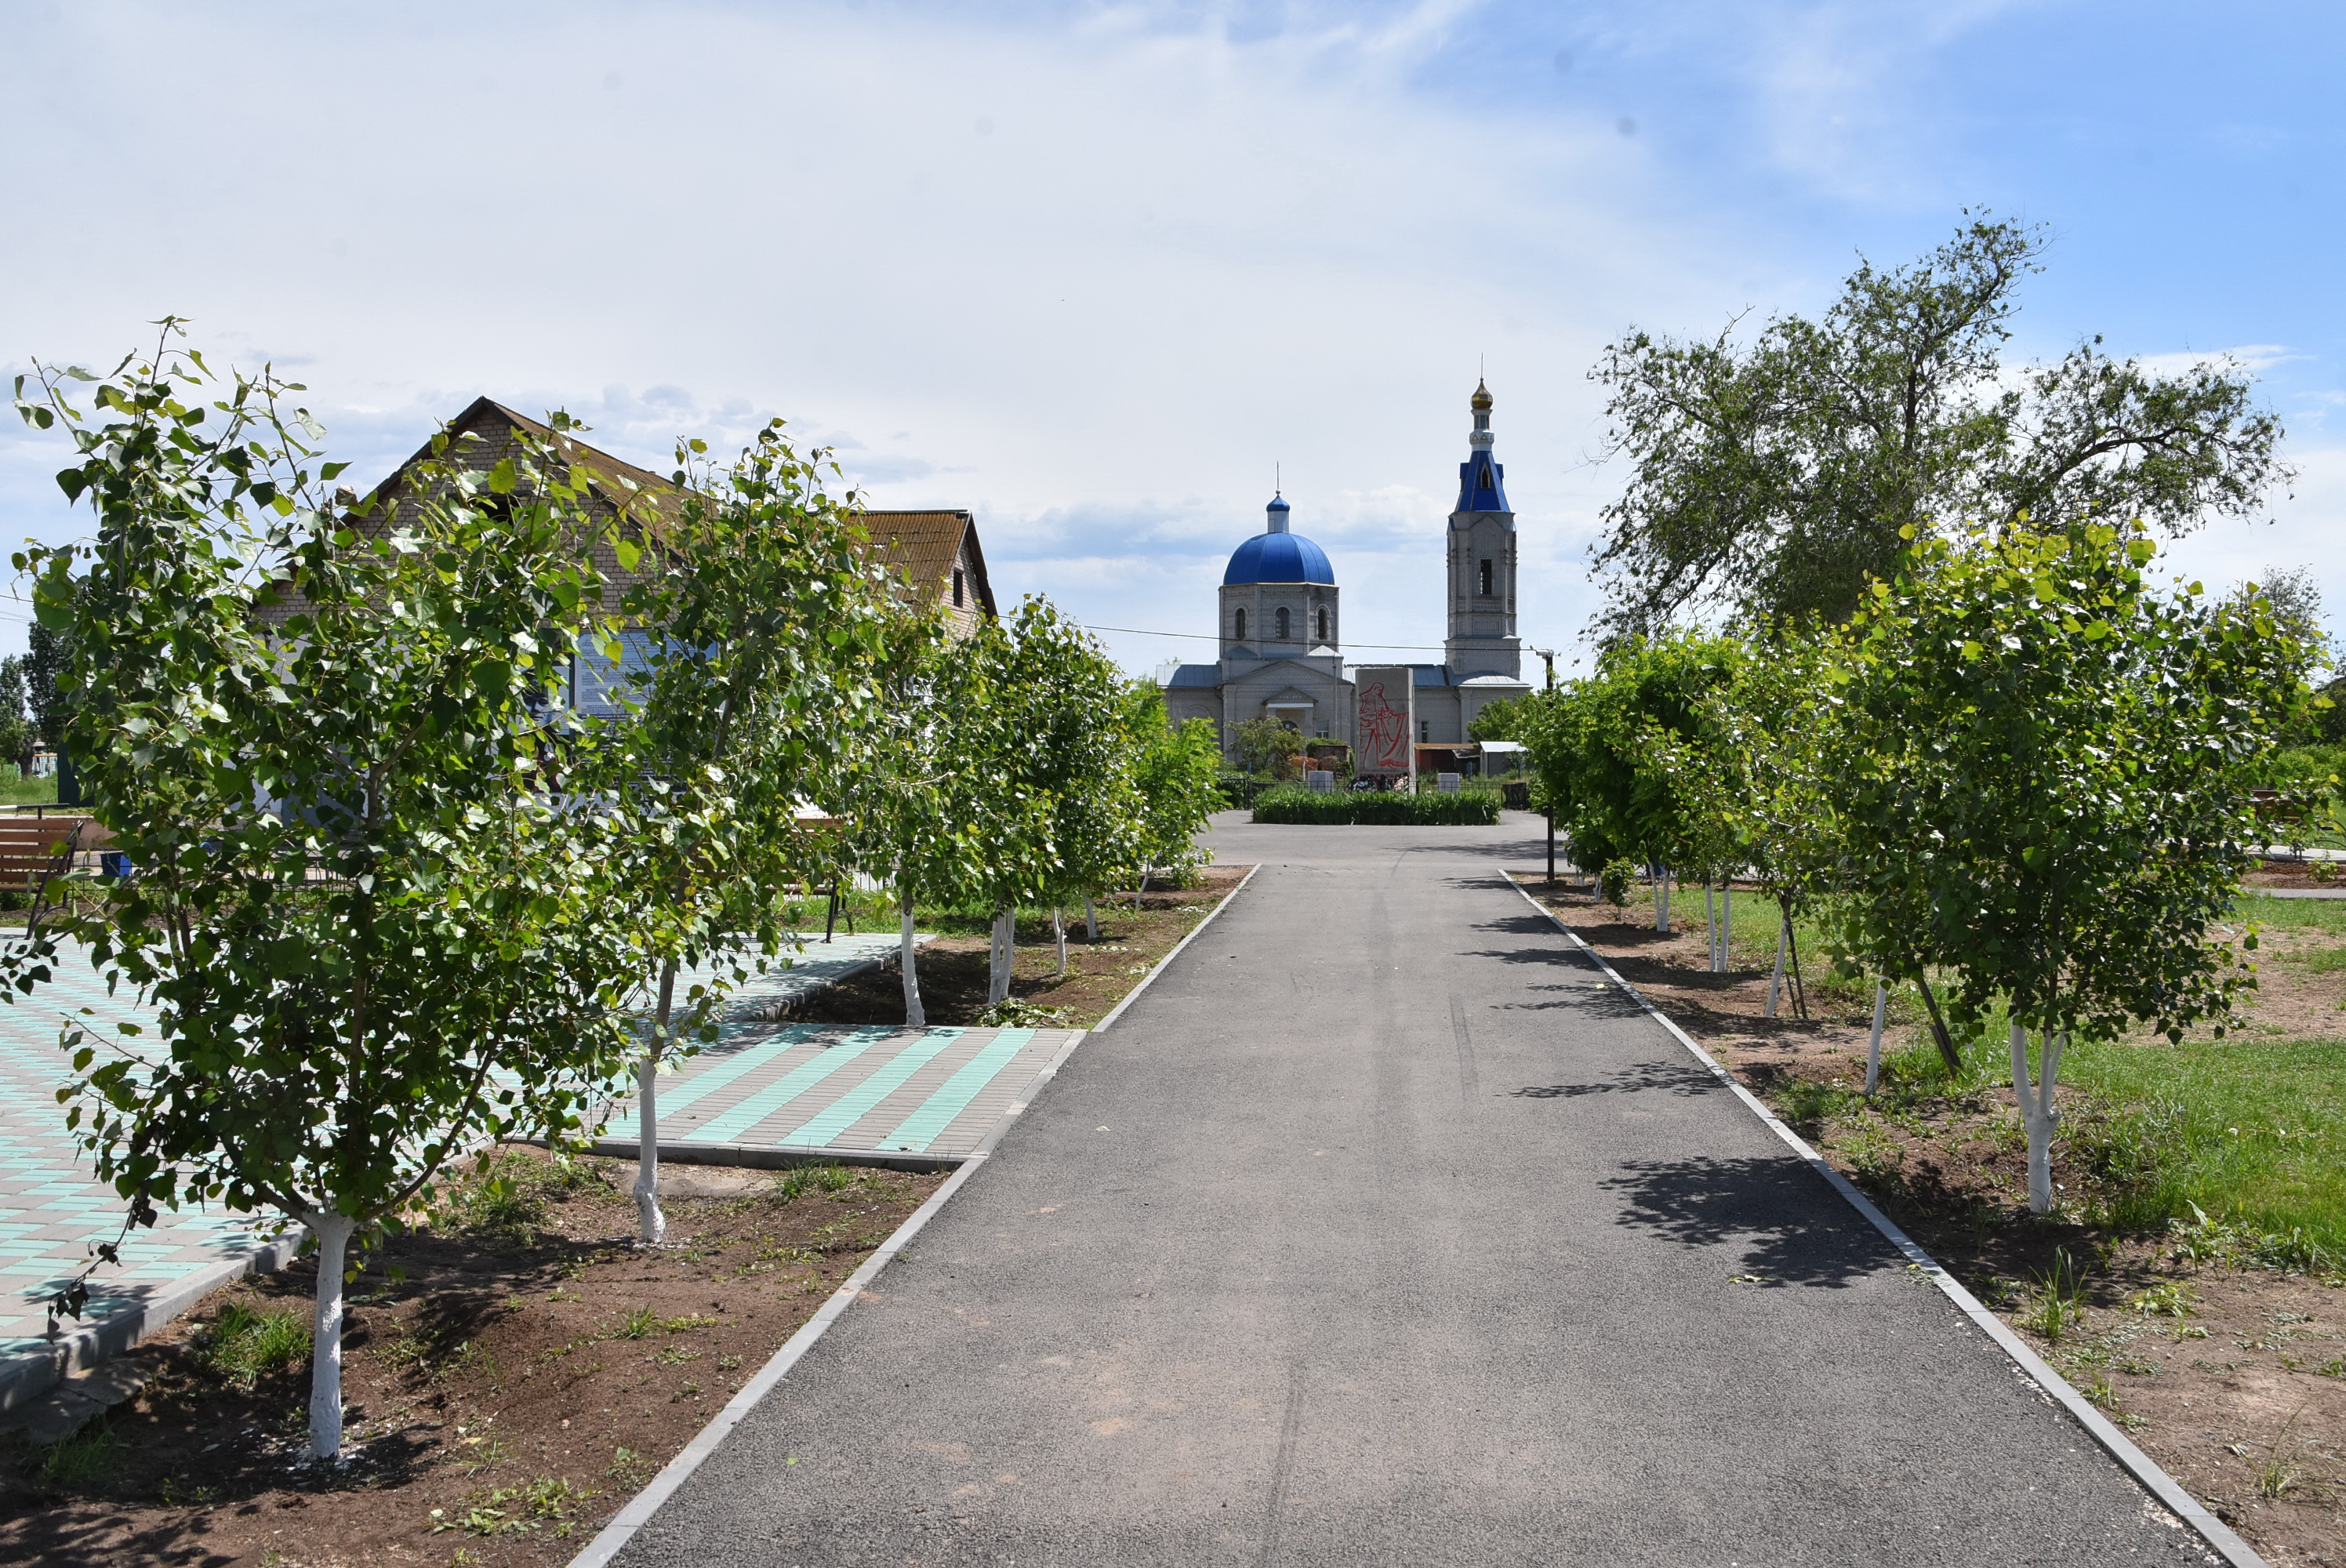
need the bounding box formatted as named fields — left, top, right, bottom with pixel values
left=0, top=815, right=112, bottom=927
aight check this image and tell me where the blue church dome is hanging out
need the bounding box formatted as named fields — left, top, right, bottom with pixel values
left=1223, top=531, right=1335, bottom=585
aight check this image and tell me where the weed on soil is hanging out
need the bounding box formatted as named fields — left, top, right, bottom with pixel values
left=0, top=1149, right=942, bottom=1566
left=1516, top=870, right=2346, bottom=1567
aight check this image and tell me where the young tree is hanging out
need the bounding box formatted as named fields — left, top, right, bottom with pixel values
left=842, top=610, right=1046, bottom=1025
left=1231, top=715, right=1302, bottom=780
left=26, top=620, right=72, bottom=749
left=590, top=423, right=899, bottom=1245
left=1822, top=520, right=2312, bottom=1210
left=1707, top=630, right=1844, bottom=1006
left=1518, top=630, right=1745, bottom=933
left=1466, top=694, right=1526, bottom=742
left=964, top=599, right=1128, bottom=1004
left=1590, top=216, right=2289, bottom=636
left=1125, top=680, right=1222, bottom=883
left=0, top=655, right=34, bottom=771
left=8, top=332, right=648, bottom=1461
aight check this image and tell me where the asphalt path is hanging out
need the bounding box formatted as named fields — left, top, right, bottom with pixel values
left=610, top=815, right=2212, bottom=1566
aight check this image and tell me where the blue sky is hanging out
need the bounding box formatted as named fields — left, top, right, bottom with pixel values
left=2, top=1, right=2338, bottom=675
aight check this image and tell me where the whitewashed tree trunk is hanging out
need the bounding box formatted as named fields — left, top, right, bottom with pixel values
left=1705, top=883, right=1718, bottom=970
left=899, top=885, right=924, bottom=1028
left=1765, top=919, right=1789, bottom=1018
left=1721, top=882, right=1732, bottom=967
left=1052, top=906, right=1067, bottom=977
left=2011, top=1022, right=2065, bottom=1213
left=1134, top=870, right=1149, bottom=910
left=634, top=956, right=677, bottom=1246
left=989, top=906, right=1015, bottom=1005
left=1865, top=979, right=1888, bottom=1097
left=1656, top=869, right=1671, bottom=934
left=304, top=1209, right=358, bottom=1461
left=1083, top=896, right=1099, bottom=941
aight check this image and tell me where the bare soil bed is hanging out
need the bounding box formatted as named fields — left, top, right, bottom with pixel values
left=791, top=863, right=1251, bottom=1029
left=0, top=1153, right=942, bottom=1567
left=2246, top=858, right=2346, bottom=892
left=1512, top=872, right=2346, bottom=1566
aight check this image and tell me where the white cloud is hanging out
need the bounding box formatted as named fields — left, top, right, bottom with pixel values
left=2153, top=441, right=2346, bottom=651
left=0, top=0, right=1748, bottom=671
left=1, top=1, right=2333, bottom=681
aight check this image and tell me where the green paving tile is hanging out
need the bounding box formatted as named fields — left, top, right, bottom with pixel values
left=768, top=1028, right=968, bottom=1149
left=881, top=1029, right=1037, bottom=1153
left=683, top=1028, right=897, bottom=1143
left=597, top=1025, right=820, bottom=1141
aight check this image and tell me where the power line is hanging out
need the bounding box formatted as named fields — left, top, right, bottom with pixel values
left=1080, top=622, right=1452, bottom=652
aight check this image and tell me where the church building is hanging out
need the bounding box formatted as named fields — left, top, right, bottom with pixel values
left=1162, top=380, right=1531, bottom=771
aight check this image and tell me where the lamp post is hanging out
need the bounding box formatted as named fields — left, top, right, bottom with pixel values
left=1529, top=647, right=1558, bottom=885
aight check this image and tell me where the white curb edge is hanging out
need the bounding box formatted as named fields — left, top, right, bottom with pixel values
left=1090, top=862, right=1260, bottom=1034
left=1506, top=877, right=2266, bottom=1568
left=566, top=1152, right=992, bottom=1568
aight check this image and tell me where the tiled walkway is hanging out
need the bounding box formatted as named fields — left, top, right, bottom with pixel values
left=0, top=931, right=919, bottom=1406
left=592, top=1022, right=1082, bottom=1166
left=0, top=950, right=280, bottom=1392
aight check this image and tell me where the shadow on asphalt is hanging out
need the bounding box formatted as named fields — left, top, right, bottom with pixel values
left=1599, top=1155, right=1901, bottom=1288
left=1509, top=1061, right=1716, bottom=1100
left=1486, top=982, right=1643, bottom=1020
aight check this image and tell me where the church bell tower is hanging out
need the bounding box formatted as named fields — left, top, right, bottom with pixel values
left=1444, top=379, right=1521, bottom=680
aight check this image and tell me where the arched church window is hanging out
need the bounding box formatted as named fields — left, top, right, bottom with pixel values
left=1234, top=608, right=1246, bottom=641
left=1316, top=607, right=1327, bottom=641
left=1276, top=606, right=1291, bottom=640
left=1479, top=559, right=1493, bottom=597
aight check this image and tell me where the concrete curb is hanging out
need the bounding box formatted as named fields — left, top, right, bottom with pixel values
left=0, top=1230, right=304, bottom=1416
left=1091, top=863, right=1260, bottom=1034
left=568, top=1139, right=968, bottom=1174
left=1506, top=877, right=2268, bottom=1568
left=565, top=1152, right=993, bottom=1568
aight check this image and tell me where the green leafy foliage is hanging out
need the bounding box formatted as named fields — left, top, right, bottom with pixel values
left=1465, top=694, right=1527, bottom=742
left=1516, top=629, right=1745, bottom=879
left=596, top=418, right=899, bottom=1012
left=1820, top=521, right=2306, bottom=1045
left=6, top=328, right=656, bottom=1456
left=1590, top=216, right=2289, bottom=633
left=844, top=607, right=1049, bottom=916
left=1124, top=681, right=1222, bottom=886
left=1250, top=786, right=1500, bottom=826
left=1229, top=716, right=1302, bottom=779
left=997, top=599, right=1146, bottom=908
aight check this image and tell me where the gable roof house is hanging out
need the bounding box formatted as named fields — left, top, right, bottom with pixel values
left=257, top=398, right=997, bottom=716
left=859, top=510, right=997, bottom=639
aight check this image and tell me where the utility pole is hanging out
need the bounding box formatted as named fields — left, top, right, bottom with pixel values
left=1529, top=647, right=1558, bottom=886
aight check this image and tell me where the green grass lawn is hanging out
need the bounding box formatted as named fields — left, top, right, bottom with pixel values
left=0, top=773, right=57, bottom=806
left=2051, top=1034, right=2346, bottom=1251
left=1586, top=880, right=2346, bottom=1254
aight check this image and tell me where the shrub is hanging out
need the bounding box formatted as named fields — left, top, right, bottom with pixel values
left=1251, top=786, right=1501, bottom=826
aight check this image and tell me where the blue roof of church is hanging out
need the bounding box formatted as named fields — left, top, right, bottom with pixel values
left=1166, top=664, right=1221, bottom=689
left=1455, top=456, right=1509, bottom=513
left=1223, top=532, right=1335, bottom=585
